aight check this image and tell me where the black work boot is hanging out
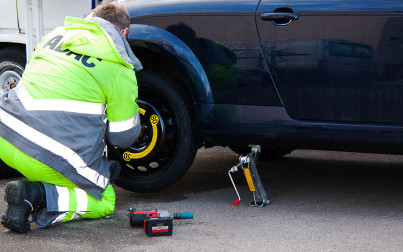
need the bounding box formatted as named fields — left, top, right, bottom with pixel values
left=109, top=160, right=121, bottom=184
left=1, top=181, right=46, bottom=234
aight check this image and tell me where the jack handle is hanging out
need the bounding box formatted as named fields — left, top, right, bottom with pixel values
left=228, top=163, right=242, bottom=206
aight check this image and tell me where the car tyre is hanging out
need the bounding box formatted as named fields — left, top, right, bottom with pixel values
left=0, top=47, right=25, bottom=95
left=109, top=71, right=198, bottom=192
left=0, top=47, right=25, bottom=178
left=0, top=159, right=21, bottom=178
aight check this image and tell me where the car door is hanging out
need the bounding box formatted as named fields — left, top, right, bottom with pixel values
left=256, top=0, right=403, bottom=124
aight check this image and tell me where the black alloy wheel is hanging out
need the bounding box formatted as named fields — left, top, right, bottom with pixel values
left=109, top=71, right=197, bottom=192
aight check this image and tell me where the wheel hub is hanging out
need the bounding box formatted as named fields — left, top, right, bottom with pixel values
left=121, top=101, right=165, bottom=161
left=0, top=62, right=23, bottom=95
left=110, top=98, right=178, bottom=178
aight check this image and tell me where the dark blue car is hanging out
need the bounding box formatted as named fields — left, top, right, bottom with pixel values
left=3, top=0, right=403, bottom=193
left=107, top=0, right=403, bottom=193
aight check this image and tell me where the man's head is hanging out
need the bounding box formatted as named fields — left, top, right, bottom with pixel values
left=92, top=1, right=130, bottom=38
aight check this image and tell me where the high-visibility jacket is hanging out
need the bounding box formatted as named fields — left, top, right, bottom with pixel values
left=0, top=16, right=142, bottom=200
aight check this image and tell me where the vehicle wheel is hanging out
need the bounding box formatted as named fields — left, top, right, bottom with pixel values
left=108, top=71, right=198, bottom=192
left=0, top=159, right=21, bottom=178
left=0, top=47, right=26, bottom=95
left=0, top=47, right=25, bottom=178
left=230, top=146, right=292, bottom=161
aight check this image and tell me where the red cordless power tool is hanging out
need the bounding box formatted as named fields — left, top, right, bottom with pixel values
left=129, top=208, right=193, bottom=237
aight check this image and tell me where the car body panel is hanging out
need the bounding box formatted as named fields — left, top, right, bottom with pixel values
left=257, top=0, right=403, bottom=124
left=196, top=104, right=403, bottom=154
left=127, top=0, right=282, bottom=106
left=128, top=24, right=214, bottom=104
left=124, top=0, right=403, bottom=154
left=125, top=0, right=259, bottom=17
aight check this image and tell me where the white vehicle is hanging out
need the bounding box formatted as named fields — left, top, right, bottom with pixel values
left=0, top=0, right=99, bottom=95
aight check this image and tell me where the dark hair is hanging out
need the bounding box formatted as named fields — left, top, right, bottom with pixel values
left=92, top=1, right=130, bottom=30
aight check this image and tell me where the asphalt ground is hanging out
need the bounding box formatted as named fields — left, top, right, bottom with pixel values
left=0, top=147, right=402, bottom=251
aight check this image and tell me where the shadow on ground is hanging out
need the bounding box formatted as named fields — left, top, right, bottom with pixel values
left=116, top=148, right=403, bottom=216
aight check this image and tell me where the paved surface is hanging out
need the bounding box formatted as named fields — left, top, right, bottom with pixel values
left=0, top=147, right=402, bottom=251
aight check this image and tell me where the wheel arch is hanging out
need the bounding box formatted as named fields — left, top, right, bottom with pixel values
left=0, top=43, right=25, bottom=54
left=128, top=24, right=213, bottom=104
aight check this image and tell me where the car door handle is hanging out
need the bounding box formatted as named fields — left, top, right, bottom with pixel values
left=260, top=13, right=299, bottom=21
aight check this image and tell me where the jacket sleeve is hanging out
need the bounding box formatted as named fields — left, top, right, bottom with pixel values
left=105, top=68, right=141, bottom=148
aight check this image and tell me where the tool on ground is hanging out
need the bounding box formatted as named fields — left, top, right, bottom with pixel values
left=228, top=145, right=270, bottom=207
left=129, top=208, right=193, bottom=237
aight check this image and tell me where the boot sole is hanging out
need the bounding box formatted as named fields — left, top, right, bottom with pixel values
left=1, top=182, right=30, bottom=233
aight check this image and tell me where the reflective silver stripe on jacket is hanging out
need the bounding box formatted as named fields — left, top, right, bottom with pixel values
left=0, top=108, right=109, bottom=189
left=15, top=82, right=106, bottom=115
left=108, top=113, right=140, bottom=133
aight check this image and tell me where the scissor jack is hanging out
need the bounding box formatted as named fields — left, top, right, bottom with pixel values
left=228, top=145, right=270, bottom=207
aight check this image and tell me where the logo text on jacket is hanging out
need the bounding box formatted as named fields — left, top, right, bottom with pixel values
left=43, top=34, right=102, bottom=68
